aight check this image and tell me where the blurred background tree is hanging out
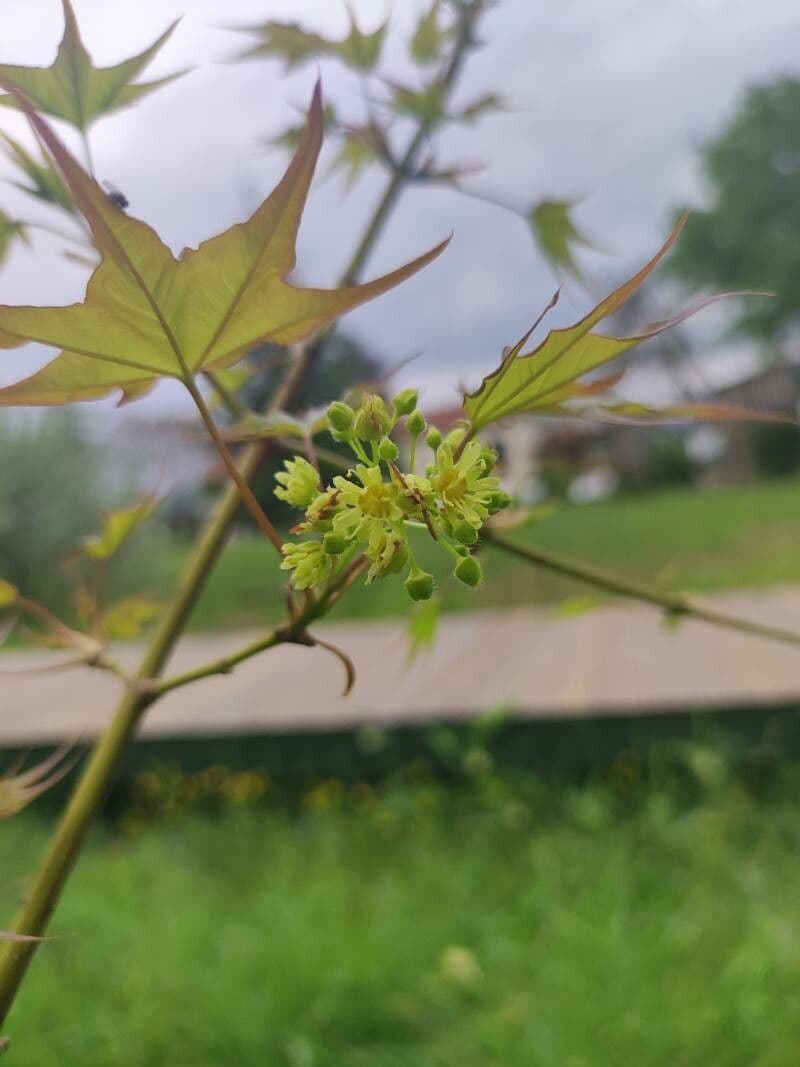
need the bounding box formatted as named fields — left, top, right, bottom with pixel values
left=669, top=78, right=800, bottom=349
left=0, top=411, right=96, bottom=608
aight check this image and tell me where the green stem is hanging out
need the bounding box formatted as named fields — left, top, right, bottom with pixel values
left=149, top=555, right=362, bottom=700
left=340, top=0, right=484, bottom=286
left=204, top=370, right=249, bottom=420
left=484, top=530, right=800, bottom=648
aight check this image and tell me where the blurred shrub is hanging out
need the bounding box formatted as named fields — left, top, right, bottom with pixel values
left=0, top=411, right=171, bottom=621
left=620, top=433, right=695, bottom=493
left=751, top=422, right=800, bottom=478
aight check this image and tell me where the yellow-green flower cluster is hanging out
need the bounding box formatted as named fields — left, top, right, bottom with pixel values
left=277, top=391, right=511, bottom=600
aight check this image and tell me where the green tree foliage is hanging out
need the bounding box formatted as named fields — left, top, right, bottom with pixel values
left=669, top=78, right=800, bottom=342
left=0, top=411, right=96, bottom=607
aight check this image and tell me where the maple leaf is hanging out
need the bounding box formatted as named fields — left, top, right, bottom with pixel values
left=0, top=748, right=77, bottom=819
left=79, top=498, right=157, bottom=561
left=0, top=0, right=187, bottom=130
left=0, top=210, right=27, bottom=268
left=464, top=218, right=784, bottom=433
left=528, top=199, right=591, bottom=279
left=1, top=131, right=75, bottom=214
left=232, top=13, right=388, bottom=73
left=410, top=2, right=449, bottom=65
left=0, top=80, right=448, bottom=408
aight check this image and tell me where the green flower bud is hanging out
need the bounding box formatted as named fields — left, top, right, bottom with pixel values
left=453, top=520, right=479, bottom=546
left=426, top=427, right=442, bottom=450
left=322, top=532, right=348, bottom=555
left=454, top=555, right=483, bottom=587
left=378, top=436, right=399, bottom=462
left=354, top=395, right=392, bottom=442
left=274, top=456, right=320, bottom=508
left=479, top=447, right=498, bottom=473
left=406, top=409, right=427, bottom=437
left=327, top=400, right=355, bottom=434
left=392, top=387, right=419, bottom=416
left=405, top=566, right=435, bottom=601
left=487, top=490, right=512, bottom=515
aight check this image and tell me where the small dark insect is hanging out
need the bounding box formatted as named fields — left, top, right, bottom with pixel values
left=102, top=180, right=129, bottom=211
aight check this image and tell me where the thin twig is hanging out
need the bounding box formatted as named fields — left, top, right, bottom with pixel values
left=183, top=376, right=283, bottom=554
left=484, top=529, right=800, bottom=649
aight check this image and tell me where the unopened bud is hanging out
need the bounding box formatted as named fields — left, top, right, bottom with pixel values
left=354, top=395, right=392, bottom=442
left=406, top=409, right=427, bottom=437
left=426, top=427, right=442, bottom=450
left=479, top=447, right=498, bottom=472
left=405, top=566, right=435, bottom=601
left=487, top=490, right=512, bottom=515
left=378, top=436, right=399, bottom=462
left=392, top=387, right=418, bottom=416
left=327, top=401, right=355, bottom=434
left=454, top=555, right=483, bottom=587
left=322, top=532, right=348, bottom=555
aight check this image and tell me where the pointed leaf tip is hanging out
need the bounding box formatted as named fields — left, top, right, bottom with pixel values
left=0, top=1, right=186, bottom=128
left=463, top=218, right=778, bottom=432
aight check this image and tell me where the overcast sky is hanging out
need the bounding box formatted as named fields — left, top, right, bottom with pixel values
left=1, top=0, right=799, bottom=415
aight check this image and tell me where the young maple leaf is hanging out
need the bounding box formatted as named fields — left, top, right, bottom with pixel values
left=0, top=0, right=186, bottom=130
left=0, top=79, right=448, bottom=408
left=233, top=13, right=388, bottom=73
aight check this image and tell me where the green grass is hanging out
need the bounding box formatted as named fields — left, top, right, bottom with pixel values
left=154, top=477, right=800, bottom=630
left=4, top=774, right=800, bottom=1065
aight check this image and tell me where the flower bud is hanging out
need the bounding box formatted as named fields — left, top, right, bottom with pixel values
left=405, top=566, right=435, bottom=601
left=406, top=409, right=427, bottom=437
left=378, top=436, right=399, bottom=462
left=322, top=532, right=348, bottom=555
left=392, top=387, right=418, bottom=416
left=487, top=490, right=512, bottom=515
left=426, top=427, right=442, bottom=450
left=454, top=555, right=483, bottom=587
left=453, top=520, right=479, bottom=546
left=327, top=401, right=355, bottom=434
left=354, top=395, right=392, bottom=442
left=479, top=447, right=498, bottom=473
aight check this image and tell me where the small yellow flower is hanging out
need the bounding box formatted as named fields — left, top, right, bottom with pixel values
left=430, top=440, right=500, bottom=529
left=280, top=540, right=332, bottom=589
left=331, top=465, right=403, bottom=542
left=274, top=456, right=320, bottom=508
left=364, top=526, right=408, bottom=583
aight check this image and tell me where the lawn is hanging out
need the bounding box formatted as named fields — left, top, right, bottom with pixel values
left=3, top=768, right=800, bottom=1065
left=152, top=477, right=800, bottom=630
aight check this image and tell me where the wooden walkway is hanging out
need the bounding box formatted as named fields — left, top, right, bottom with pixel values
left=2, top=588, right=800, bottom=746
